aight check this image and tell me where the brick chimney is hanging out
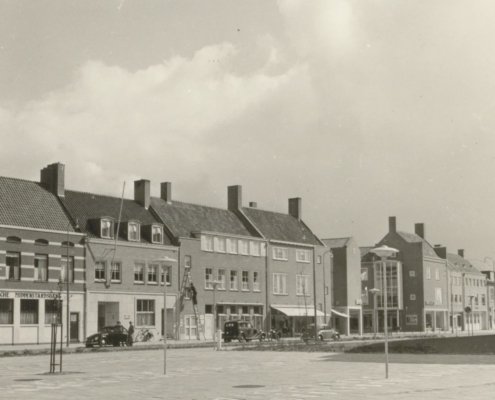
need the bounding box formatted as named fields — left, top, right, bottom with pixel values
left=433, top=244, right=447, bottom=259
left=414, top=223, right=425, bottom=239
left=288, top=198, right=302, bottom=220
left=249, top=202, right=257, bottom=208
left=134, top=179, right=150, bottom=209
left=228, top=185, right=242, bottom=211
left=458, top=249, right=465, bottom=258
left=388, top=216, right=396, bottom=233
left=40, top=162, right=65, bottom=197
left=160, top=182, right=172, bottom=203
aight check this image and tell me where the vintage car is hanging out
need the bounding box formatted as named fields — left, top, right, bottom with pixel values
left=301, top=324, right=340, bottom=343
left=85, top=325, right=129, bottom=347
left=222, top=320, right=265, bottom=343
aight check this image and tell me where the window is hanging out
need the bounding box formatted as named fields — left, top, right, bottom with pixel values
left=425, top=266, right=431, bottom=280
left=435, top=269, right=440, bottom=280
left=184, top=255, right=192, bottom=269
left=410, top=294, right=416, bottom=301
left=217, top=269, right=226, bottom=289
left=296, top=249, right=311, bottom=263
left=136, top=299, right=155, bottom=326
left=134, top=262, right=145, bottom=283
left=20, top=299, right=38, bottom=324
left=6, top=236, right=21, bottom=243
left=128, top=222, right=140, bottom=241
left=7, top=252, right=20, bottom=280
left=482, top=294, right=486, bottom=306
left=238, top=240, right=249, bottom=255
left=260, top=243, right=267, bottom=257
left=273, top=247, right=288, bottom=261
left=45, top=300, right=61, bottom=324
left=253, top=272, right=260, bottom=291
left=435, top=288, right=442, bottom=305
left=241, top=271, right=249, bottom=291
left=361, top=268, right=368, bottom=281
left=34, top=254, right=48, bottom=282
left=409, top=270, right=416, bottom=278
left=151, top=225, right=163, bottom=244
left=226, top=238, right=238, bottom=254
left=61, top=256, right=74, bottom=283
left=101, top=219, right=114, bottom=239
left=250, top=241, right=261, bottom=257
left=296, top=274, right=310, bottom=296
left=35, top=239, right=49, bottom=246
left=95, top=261, right=105, bottom=281
left=0, top=299, right=13, bottom=324
left=148, top=264, right=158, bottom=284
left=214, top=237, right=226, bottom=253
left=361, top=289, right=369, bottom=305
left=273, top=273, right=287, bottom=295
left=111, top=261, right=121, bottom=282
left=230, top=270, right=238, bottom=290
left=205, top=268, right=214, bottom=289
left=160, top=265, right=171, bottom=285
left=317, top=255, right=322, bottom=264
left=201, top=235, right=213, bottom=252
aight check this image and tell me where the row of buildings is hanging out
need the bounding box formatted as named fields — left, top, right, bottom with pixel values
left=0, top=163, right=493, bottom=344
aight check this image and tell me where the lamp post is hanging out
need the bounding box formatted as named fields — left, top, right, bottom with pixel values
left=211, top=280, right=222, bottom=350
left=369, top=288, right=380, bottom=338
left=371, top=245, right=398, bottom=379
left=153, top=255, right=177, bottom=375
left=322, top=250, right=333, bottom=325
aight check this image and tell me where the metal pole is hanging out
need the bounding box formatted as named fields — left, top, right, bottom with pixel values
left=213, top=282, right=217, bottom=350
left=164, top=264, right=167, bottom=375
left=66, top=227, right=70, bottom=347
left=323, top=253, right=326, bottom=325
left=382, top=257, right=389, bottom=379
left=313, top=247, right=318, bottom=341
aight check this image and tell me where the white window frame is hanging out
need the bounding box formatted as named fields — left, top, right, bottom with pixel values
left=128, top=222, right=140, bottom=242
left=201, top=235, right=214, bottom=252
left=94, top=260, right=105, bottom=282
left=249, top=241, right=261, bottom=257
left=295, top=249, right=311, bottom=263
left=100, top=218, right=114, bottom=239
left=151, top=225, right=163, bottom=244
left=272, top=247, right=288, bottom=261
left=253, top=271, right=260, bottom=292
left=241, top=271, right=249, bottom=291
left=147, top=263, right=158, bottom=285
left=205, top=268, right=214, bottom=289
left=296, top=274, right=310, bottom=296
left=136, top=299, right=155, bottom=327
left=226, top=238, right=238, bottom=254
left=161, top=265, right=172, bottom=286
left=273, top=273, right=288, bottom=295
left=435, top=287, right=442, bottom=305
left=34, top=254, right=48, bottom=282
left=214, top=237, right=226, bottom=253
left=134, top=262, right=145, bottom=283
left=425, top=266, right=431, bottom=280
left=238, top=239, right=249, bottom=255
left=230, top=270, right=238, bottom=290
left=111, top=261, right=122, bottom=283
left=217, top=269, right=226, bottom=290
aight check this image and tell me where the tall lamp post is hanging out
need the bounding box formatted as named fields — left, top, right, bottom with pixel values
left=153, top=255, right=178, bottom=376
left=371, top=245, right=398, bottom=379
left=211, top=280, right=222, bottom=350
left=322, top=250, right=333, bottom=325
left=369, top=288, right=380, bottom=338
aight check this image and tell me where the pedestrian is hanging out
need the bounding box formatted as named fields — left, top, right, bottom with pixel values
left=190, top=283, right=198, bottom=306
left=128, top=321, right=135, bottom=346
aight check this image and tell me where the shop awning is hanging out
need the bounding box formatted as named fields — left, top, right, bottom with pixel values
left=331, top=309, right=349, bottom=318
left=271, top=305, right=325, bottom=317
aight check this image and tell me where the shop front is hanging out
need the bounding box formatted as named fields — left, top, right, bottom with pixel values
left=270, top=305, right=325, bottom=336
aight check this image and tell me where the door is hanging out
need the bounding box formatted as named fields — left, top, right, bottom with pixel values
left=70, top=312, right=79, bottom=342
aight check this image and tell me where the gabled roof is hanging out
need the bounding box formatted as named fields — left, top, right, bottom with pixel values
left=241, top=207, right=322, bottom=246
left=321, top=237, right=351, bottom=249
left=62, top=190, right=171, bottom=244
left=0, top=176, right=75, bottom=232
left=396, top=231, right=440, bottom=258
left=469, top=259, right=493, bottom=274
left=447, top=253, right=483, bottom=275
left=150, top=198, right=257, bottom=239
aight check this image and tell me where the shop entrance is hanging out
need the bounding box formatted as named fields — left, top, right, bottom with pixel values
left=70, top=312, right=79, bottom=342
left=98, top=302, right=120, bottom=331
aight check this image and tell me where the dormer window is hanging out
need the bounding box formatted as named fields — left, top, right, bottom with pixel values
left=151, top=225, right=163, bottom=244
left=128, top=222, right=140, bottom=242
left=101, top=218, right=114, bottom=239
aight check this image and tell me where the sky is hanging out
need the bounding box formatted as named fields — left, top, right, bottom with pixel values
left=1, top=0, right=495, bottom=262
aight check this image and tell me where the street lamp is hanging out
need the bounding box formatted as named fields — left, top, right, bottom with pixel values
left=371, top=245, right=398, bottom=379
left=153, top=255, right=177, bottom=375
left=211, top=280, right=222, bottom=350
left=322, top=250, right=333, bottom=325
left=369, top=288, right=380, bottom=338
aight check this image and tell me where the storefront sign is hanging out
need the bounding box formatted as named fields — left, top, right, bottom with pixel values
left=405, top=314, right=418, bottom=325
left=0, top=291, right=9, bottom=298
left=0, top=291, right=59, bottom=299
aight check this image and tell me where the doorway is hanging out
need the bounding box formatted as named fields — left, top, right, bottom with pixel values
left=70, top=312, right=79, bottom=342
left=97, top=302, right=120, bottom=331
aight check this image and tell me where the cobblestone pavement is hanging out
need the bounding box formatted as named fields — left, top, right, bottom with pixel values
left=1, top=349, right=495, bottom=400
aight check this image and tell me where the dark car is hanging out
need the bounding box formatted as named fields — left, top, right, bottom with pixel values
left=85, top=325, right=129, bottom=348
left=223, top=320, right=265, bottom=343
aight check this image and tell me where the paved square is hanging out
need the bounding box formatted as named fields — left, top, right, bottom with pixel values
left=1, top=348, right=495, bottom=399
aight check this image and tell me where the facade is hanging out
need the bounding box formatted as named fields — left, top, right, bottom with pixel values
left=322, top=237, right=362, bottom=335
left=0, top=170, right=85, bottom=345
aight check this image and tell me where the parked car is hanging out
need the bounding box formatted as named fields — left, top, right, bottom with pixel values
left=85, top=325, right=129, bottom=347
left=301, top=324, right=340, bottom=343
left=223, top=320, right=265, bottom=343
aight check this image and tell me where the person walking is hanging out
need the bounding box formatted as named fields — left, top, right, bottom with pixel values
left=128, top=321, right=135, bottom=346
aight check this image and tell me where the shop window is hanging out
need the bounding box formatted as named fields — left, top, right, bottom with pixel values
left=34, top=254, right=48, bottom=282
left=136, top=299, right=155, bottom=326
left=45, top=299, right=61, bottom=324
left=0, top=299, right=13, bottom=324
left=7, top=252, right=20, bottom=281
left=20, top=299, right=38, bottom=324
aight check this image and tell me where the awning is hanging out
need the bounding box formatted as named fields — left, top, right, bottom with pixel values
left=271, top=305, right=325, bottom=317
left=331, top=309, right=349, bottom=318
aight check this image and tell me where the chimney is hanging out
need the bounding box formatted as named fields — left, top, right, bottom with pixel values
left=388, top=216, right=396, bottom=233
left=249, top=202, right=257, bottom=208
left=228, top=185, right=242, bottom=211
left=134, top=179, right=150, bottom=209
left=433, top=245, right=447, bottom=259
left=160, top=182, right=172, bottom=203
left=458, top=249, right=465, bottom=258
left=288, top=198, right=302, bottom=220
left=40, top=162, right=65, bottom=197
left=414, top=223, right=425, bottom=239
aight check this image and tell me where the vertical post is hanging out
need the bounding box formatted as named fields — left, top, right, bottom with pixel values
left=213, top=281, right=217, bottom=350
left=66, top=228, right=70, bottom=347
left=382, top=257, right=389, bottom=379
left=313, top=247, right=318, bottom=341
left=163, top=264, right=167, bottom=375
left=323, top=253, right=327, bottom=325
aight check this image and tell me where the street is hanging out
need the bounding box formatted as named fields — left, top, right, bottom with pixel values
left=1, top=348, right=495, bottom=399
